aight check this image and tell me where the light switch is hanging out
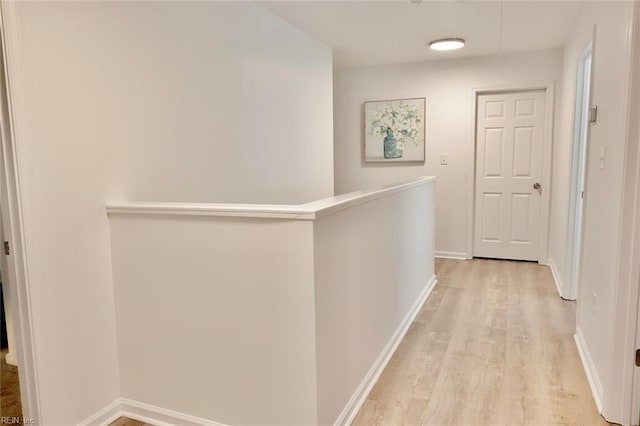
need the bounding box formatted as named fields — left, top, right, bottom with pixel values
left=599, top=146, right=606, bottom=170
left=440, top=154, right=448, bottom=165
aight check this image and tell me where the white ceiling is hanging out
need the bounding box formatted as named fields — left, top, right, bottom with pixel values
left=261, top=1, right=583, bottom=68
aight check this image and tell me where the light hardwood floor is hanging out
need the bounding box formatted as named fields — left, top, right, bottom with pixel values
left=109, top=417, right=150, bottom=426
left=353, top=258, right=608, bottom=426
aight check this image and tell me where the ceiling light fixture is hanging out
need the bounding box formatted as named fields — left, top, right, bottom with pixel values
left=428, top=38, right=465, bottom=51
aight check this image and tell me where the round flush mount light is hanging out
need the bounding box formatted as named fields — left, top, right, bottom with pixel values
left=428, top=38, right=465, bottom=51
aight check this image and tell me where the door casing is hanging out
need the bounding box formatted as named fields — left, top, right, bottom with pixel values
left=0, top=2, right=42, bottom=422
left=467, top=83, right=555, bottom=264
left=565, top=46, right=593, bottom=301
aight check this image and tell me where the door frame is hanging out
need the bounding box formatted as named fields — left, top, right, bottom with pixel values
left=633, top=281, right=640, bottom=426
left=565, top=45, right=594, bottom=301
left=466, top=83, right=555, bottom=263
left=608, top=2, right=640, bottom=421
left=611, top=87, right=640, bottom=425
left=0, top=2, right=42, bottom=422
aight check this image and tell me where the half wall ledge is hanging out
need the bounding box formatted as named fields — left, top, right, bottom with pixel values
left=104, top=176, right=436, bottom=426
left=105, top=176, right=435, bottom=220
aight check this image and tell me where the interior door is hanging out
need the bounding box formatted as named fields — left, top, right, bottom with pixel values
left=473, top=90, right=546, bottom=261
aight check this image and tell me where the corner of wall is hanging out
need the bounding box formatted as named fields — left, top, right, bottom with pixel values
left=76, top=398, right=231, bottom=426
left=332, top=275, right=438, bottom=426
left=547, top=258, right=565, bottom=299
left=434, top=251, right=468, bottom=260
left=574, top=328, right=604, bottom=413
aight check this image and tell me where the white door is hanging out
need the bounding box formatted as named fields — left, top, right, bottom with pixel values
left=474, top=90, right=546, bottom=261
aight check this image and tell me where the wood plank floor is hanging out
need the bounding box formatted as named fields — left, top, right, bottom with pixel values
left=109, top=417, right=150, bottom=426
left=353, top=258, right=608, bottom=426
left=1, top=349, right=23, bottom=420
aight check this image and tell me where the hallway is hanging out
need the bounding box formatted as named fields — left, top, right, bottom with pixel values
left=354, top=258, right=606, bottom=425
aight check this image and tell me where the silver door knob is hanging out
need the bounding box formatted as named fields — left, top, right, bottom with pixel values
left=533, top=182, right=541, bottom=190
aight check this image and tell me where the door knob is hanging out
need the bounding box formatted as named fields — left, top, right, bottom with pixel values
left=533, top=182, right=541, bottom=190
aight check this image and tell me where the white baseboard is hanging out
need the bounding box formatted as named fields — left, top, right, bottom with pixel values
left=80, top=277, right=439, bottom=426
left=334, top=275, right=438, bottom=426
left=574, top=329, right=603, bottom=413
left=547, top=258, right=566, bottom=299
left=77, top=399, right=123, bottom=426
left=77, top=398, right=227, bottom=426
left=5, top=351, right=18, bottom=366
left=435, top=251, right=468, bottom=260
left=119, top=399, right=227, bottom=426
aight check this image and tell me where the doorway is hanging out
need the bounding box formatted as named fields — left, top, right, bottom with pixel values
left=565, top=49, right=593, bottom=301
left=472, top=88, right=552, bottom=261
left=1, top=210, right=22, bottom=418
left=0, top=40, right=23, bottom=420
left=0, top=11, right=39, bottom=421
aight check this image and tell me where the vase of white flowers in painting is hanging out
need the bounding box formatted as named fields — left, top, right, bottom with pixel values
left=383, top=129, right=402, bottom=158
left=369, top=101, right=421, bottom=159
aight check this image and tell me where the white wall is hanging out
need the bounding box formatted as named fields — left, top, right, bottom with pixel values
left=314, top=182, right=435, bottom=424
left=3, top=2, right=333, bottom=423
left=545, top=1, right=636, bottom=422
left=109, top=215, right=318, bottom=425
left=114, top=3, right=334, bottom=205
left=107, top=178, right=435, bottom=425
left=333, top=49, right=563, bottom=257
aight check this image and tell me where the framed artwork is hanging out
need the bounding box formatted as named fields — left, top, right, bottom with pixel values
left=364, top=97, right=425, bottom=163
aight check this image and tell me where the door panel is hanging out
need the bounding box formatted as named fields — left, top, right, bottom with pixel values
left=474, top=90, right=546, bottom=260
left=513, top=127, right=534, bottom=177
left=485, top=101, right=505, bottom=119
left=515, top=98, right=536, bottom=117
left=510, top=193, right=531, bottom=243
left=483, top=129, right=504, bottom=177
left=481, top=193, right=502, bottom=241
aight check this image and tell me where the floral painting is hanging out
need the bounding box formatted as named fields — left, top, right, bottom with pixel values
left=364, top=98, right=425, bottom=163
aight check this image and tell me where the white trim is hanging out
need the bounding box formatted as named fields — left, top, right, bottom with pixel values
left=466, top=89, right=477, bottom=260
left=77, top=398, right=228, bottom=426
left=574, top=328, right=603, bottom=413
left=565, top=44, right=593, bottom=303
left=547, top=258, right=567, bottom=300
left=77, top=276, right=438, bottom=426
left=0, top=2, right=42, bottom=422
left=106, top=177, right=436, bottom=221
left=539, top=83, right=556, bottom=264
left=435, top=251, right=468, bottom=260
left=119, top=399, right=228, bottom=426
left=5, top=351, right=17, bottom=366
left=107, top=202, right=321, bottom=220
left=334, top=275, right=437, bottom=426
left=606, top=3, right=640, bottom=423
left=468, top=83, right=555, bottom=263
left=76, top=399, right=122, bottom=426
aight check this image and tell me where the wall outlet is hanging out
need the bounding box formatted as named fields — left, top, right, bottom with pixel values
left=440, top=154, right=448, bottom=165
left=591, top=292, right=598, bottom=315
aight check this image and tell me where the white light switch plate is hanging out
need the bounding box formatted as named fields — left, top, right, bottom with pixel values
left=599, top=146, right=606, bottom=170
left=440, top=154, right=448, bottom=165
